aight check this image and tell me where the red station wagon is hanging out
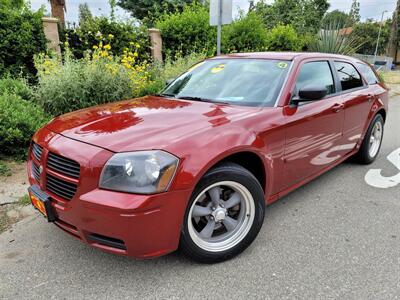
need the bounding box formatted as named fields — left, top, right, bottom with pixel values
left=28, top=52, right=388, bottom=263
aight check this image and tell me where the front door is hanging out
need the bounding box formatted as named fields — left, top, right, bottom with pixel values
left=281, top=60, right=347, bottom=190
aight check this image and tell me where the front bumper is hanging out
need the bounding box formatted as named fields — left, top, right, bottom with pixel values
left=28, top=128, right=192, bottom=259
left=29, top=185, right=191, bottom=258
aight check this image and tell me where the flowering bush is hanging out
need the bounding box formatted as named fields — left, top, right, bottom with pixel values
left=35, top=40, right=152, bottom=116
left=60, top=16, right=151, bottom=62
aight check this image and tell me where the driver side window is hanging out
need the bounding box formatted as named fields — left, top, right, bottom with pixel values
left=295, top=61, right=335, bottom=97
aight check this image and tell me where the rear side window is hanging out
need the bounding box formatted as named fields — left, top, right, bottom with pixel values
left=334, top=61, right=363, bottom=91
left=357, top=63, right=380, bottom=85
left=295, top=61, right=335, bottom=96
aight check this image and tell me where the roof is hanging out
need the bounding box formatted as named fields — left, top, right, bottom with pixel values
left=214, top=52, right=359, bottom=62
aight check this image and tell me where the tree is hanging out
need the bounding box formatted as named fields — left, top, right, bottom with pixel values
left=0, top=0, right=24, bottom=9
left=322, top=10, right=349, bottom=29
left=109, top=0, right=116, bottom=21
left=78, top=3, right=92, bottom=25
left=348, top=0, right=360, bottom=24
left=117, top=0, right=194, bottom=26
left=351, top=20, right=390, bottom=55
left=48, top=0, right=66, bottom=26
left=253, top=0, right=330, bottom=34
left=387, top=0, right=399, bottom=59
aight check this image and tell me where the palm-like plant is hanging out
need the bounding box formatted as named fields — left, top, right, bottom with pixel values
left=309, top=22, right=363, bottom=55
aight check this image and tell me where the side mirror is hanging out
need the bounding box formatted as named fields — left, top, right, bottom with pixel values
left=166, top=78, right=175, bottom=85
left=292, top=84, right=328, bottom=104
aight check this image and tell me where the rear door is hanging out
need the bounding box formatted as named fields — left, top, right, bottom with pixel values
left=281, top=59, right=347, bottom=189
left=332, top=61, right=370, bottom=152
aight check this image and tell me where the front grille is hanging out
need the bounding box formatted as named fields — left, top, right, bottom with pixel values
left=47, top=152, right=80, bottom=179
left=46, top=174, right=77, bottom=200
left=31, top=142, right=43, bottom=162
left=32, top=163, right=41, bottom=183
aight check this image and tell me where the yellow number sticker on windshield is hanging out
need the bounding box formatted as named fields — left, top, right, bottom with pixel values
left=211, top=64, right=225, bottom=73
left=276, top=62, right=288, bottom=69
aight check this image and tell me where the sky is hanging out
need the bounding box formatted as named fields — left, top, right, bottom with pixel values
left=30, top=0, right=397, bottom=25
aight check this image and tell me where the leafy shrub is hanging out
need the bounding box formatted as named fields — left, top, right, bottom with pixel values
left=0, top=4, right=47, bottom=79
left=144, top=52, right=208, bottom=95
left=0, top=76, right=35, bottom=102
left=0, top=92, right=49, bottom=157
left=35, top=44, right=151, bottom=116
left=61, top=16, right=151, bottom=62
left=352, top=21, right=390, bottom=55
left=156, top=3, right=215, bottom=57
left=222, top=13, right=268, bottom=53
left=265, top=24, right=303, bottom=51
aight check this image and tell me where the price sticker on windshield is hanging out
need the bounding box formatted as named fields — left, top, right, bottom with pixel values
left=276, top=62, right=288, bottom=69
left=211, top=64, right=225, bottom=73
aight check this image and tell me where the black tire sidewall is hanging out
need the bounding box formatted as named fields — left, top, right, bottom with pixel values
left=179, top=163, right=265, bottom=263
left=358, top=114, right=384, bottom=164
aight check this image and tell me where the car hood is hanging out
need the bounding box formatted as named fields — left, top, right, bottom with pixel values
left=45, top=96, right=260, bottom=153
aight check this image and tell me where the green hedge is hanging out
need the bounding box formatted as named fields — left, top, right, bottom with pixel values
left=222, top=12, right=268, bottom=53
left=0, top=78, right=49, bottom=157
left=0, top=4, right=47, bottom=79
left=266, top=24, right=303, bottom=51
left=156, top=3, right=216, bottom=57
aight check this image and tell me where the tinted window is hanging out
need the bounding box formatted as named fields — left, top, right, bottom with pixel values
left=357, top=63, right=380, bottom=85
left=162, top=59, right=291, bottom=107
left=334, top=61, right=363, bottom=91
left=295, top=61, right=335, bottom=96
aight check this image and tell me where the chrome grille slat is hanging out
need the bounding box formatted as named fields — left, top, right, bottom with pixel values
left=47, top=157, right=80, bottom=171
left=47, top=152, right=80, bottom=179
left=32, top=163, right=41, bottom=183
left=47, top=162, right=80, bottom=178
left=46, top=174, right=77, bottom=200
left=46, top=182, right=75, bottom=199
left=31, top=142, right=42, bottom=162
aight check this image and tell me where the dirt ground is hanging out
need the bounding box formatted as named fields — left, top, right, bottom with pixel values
left=0, top=161, right=28, bottom=205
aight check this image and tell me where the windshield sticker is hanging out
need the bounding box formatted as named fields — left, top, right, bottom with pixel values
left=211, top=64, right=225, bottom=73
left=276, top=62, right=288, bottom=69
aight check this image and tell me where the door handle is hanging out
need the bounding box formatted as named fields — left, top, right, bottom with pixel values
left=367, top=94, right=374, bottom=102
left=332, top=103, right=344, bottom=112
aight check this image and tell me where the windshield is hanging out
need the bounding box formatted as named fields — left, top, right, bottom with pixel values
left=161, top=58, right=291, bottom=107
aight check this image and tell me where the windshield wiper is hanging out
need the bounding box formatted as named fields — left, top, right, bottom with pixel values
left=177, top=96, right=228, bottom=104
left=154, top=93, right=176, bottom=98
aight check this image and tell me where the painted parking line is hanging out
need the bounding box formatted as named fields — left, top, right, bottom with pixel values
left=365, top=148, right=400, bottom=189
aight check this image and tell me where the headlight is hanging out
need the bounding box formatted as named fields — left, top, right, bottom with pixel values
left=99, top=151, right=179, bottom=194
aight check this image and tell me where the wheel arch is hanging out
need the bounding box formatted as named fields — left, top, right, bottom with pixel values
left=192, top=149, right=268, bottom=194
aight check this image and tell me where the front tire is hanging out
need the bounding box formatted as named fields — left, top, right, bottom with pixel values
left=179, top=162, right=265, bottom=263
left=355, top=114, right=384, bottom=164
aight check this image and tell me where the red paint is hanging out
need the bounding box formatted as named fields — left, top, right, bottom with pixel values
left=27, top=53, right=389, bottom=258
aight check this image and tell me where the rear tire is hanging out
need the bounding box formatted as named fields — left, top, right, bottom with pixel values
left=179, top=162, right=265, bottom=264
left=354, top=114, right=384, bottom=164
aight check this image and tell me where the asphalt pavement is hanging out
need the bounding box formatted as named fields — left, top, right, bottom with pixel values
left=1, top=95, right=399, bottom=299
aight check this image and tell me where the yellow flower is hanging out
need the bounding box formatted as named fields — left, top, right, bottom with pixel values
left=108, top=34, right=114, bottom=39
left=129, top=42, right=134, bottom=46
left=133, top=52, right=138, bottom=57
left=104, top=44, right=111, bottom=50
left=135, top=43, right=140, bottom=48
left=93, top=45, right=98, bottom=49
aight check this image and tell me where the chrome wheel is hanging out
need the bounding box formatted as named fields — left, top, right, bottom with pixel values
left=369, top=120, right=383, bottom=158
left=187, top=181, right=255, bottom=252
